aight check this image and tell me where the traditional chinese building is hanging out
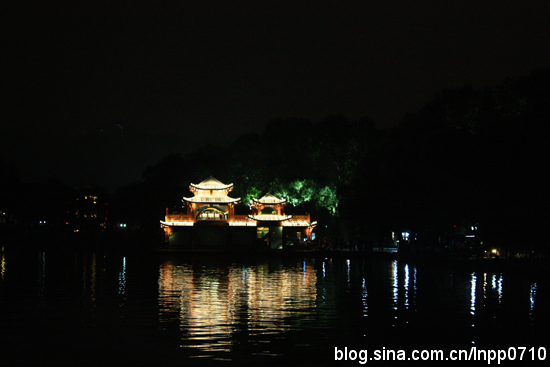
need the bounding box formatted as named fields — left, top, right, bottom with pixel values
left=160, top=177, right=316, bottom=250
left=184, top=176, right=241, bottom=222
left=249, top=193, right=316, bottom=249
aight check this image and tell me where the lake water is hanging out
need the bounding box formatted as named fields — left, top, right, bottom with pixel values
left=0, top=247, right=548, bottom=366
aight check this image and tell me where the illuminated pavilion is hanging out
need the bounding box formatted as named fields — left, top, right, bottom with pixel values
left=160, top=177, right=316, bottom=250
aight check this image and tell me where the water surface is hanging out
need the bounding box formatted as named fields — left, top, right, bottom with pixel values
left=0, top=248, right=547, bottom=365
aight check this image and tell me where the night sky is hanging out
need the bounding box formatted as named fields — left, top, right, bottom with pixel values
left=2, top=0, right=550, bottom=190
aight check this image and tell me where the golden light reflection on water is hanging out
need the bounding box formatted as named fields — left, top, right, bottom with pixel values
left=0, top=248, right=5, bottom=282
left=79, top=251, right=99, bottom=316
left=0, top=250, right=543, bottom=363
left=158, top=260, right=317, bottom=356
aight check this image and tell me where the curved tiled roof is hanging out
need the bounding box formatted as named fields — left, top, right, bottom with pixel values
left=252, top=193, right=286, bottom=205
left=190, top=176, right=233, bottom=190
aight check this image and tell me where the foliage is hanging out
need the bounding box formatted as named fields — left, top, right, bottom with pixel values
left=4, top=68, right=548, bottom=254
left=125, top=68, right=549, bottom=252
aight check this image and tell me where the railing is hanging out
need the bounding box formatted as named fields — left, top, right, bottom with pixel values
left=165, top=214, right=193, bottom=222
left=164, top=213, right=311, bottom=226
left=229, top=215, right=256, bottom=226
left=186, top=197, right=239, bottom=203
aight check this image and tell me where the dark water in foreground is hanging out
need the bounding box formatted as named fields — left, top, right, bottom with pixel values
left=0, top=247, right=548, bottom=366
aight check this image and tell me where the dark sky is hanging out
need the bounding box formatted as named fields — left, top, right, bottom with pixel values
left=2, top=0, right=550, bottom=190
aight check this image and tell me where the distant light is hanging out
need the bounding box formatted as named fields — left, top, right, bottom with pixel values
left=492, top=249, right=497, bottom=254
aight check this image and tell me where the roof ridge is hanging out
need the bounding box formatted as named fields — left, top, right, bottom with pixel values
left=191, top=176, right=234, bottom=190
left=254, top=193, right=286, bottom=204
left=200, top=176, right=224, bottom=185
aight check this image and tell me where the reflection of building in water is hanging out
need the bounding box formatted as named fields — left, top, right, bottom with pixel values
left=470, top=272, right=505, bottom=329
left=362, top=277, right=368, bottom=317
left=387, top=260, right=418, bottom=326
left=118, top=257, right=127, bottom=309
left=530, top=282, right=537, bottom=321
left=157, top=261, right=317, bottom=353
left=470, top=272, right=477, bottom=316
left=0, top=249, right=5, bottom=281
left=392, top=260, right=398, bottom=311
left=245, top=263, right=317, bottom=334
left=76, top=251, right=101, bottom=317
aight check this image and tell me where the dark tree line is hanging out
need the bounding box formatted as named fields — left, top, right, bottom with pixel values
left=343, top=69, right=550, bottom=255
left=2, top=68, right=549, bottom=255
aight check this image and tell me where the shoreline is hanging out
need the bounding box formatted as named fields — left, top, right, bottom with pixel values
left=1, top=230, right=548, bottom=276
